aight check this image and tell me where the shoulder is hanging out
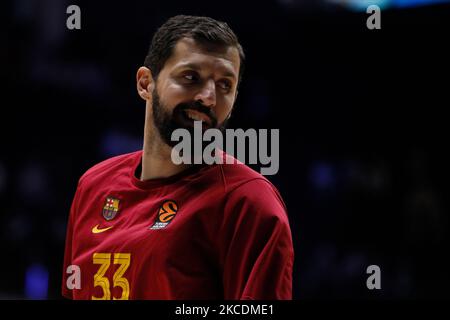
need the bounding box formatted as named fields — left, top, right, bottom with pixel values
left=217, top=152, right=288, bottom=221
left=218, top=151, right=283, bottom=200
left=225, top=178, right=288, bottom=220
left=218, top=168, right=291, bottom=245
left=78, top=150, right=141, bottom=187
left=217, top=151, right=270, bottom=190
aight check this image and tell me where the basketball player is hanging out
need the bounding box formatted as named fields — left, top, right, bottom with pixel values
left=62, top=15, right=294, bottom=300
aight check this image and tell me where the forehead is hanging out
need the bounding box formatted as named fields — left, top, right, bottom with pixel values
left=163, top=37, right=240, bottom=79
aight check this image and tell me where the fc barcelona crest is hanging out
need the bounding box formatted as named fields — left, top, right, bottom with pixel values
left=102, top=197, right=120, bottom=221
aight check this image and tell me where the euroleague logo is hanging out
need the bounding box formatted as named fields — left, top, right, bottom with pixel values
left=149, top=200, right=179, bottom=230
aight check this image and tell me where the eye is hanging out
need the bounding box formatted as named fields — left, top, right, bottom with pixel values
left=182, top=71, right=198, bottom=82
left=218, top=80, right=232, bottom=92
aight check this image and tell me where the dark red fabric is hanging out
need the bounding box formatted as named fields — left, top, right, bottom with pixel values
left=62, top=150, right=294, bottom=299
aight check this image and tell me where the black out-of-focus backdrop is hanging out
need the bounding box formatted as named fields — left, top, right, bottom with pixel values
left=1, top=0, right=449, bottom=299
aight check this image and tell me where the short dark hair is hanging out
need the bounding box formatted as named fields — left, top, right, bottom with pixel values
left=144, top=15, right=245, bottom=86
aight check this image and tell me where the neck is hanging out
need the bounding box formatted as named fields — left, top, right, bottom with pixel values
left=140, top=113, right=191, bottom=181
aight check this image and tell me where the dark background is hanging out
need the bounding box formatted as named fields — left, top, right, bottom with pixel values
left=1, top=0, right=449, bottom=299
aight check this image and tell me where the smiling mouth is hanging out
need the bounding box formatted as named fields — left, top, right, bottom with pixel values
left=182, top=109, right=212, bottom=128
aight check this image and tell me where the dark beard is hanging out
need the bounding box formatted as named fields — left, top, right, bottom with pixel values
left=151, top=87, right=229, bottom=149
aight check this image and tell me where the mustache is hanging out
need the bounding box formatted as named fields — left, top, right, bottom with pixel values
left=175, top=101, right=218, bottom=127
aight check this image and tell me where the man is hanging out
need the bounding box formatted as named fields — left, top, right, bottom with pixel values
left=62, top=15, right=294, bottom=300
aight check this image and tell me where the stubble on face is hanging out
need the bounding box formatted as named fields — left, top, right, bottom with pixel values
left=150, top=86, right=229, bottom=149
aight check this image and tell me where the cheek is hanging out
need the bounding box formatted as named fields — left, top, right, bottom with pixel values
left=216, top=96, right=234, bottom=121
left=160, top=82, right=191, bottom=107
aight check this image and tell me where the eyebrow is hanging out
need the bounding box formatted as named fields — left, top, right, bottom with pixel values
left=175, top=62, right=237, bottom=81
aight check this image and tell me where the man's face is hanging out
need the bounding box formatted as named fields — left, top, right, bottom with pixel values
left=150, top=37, right=240, bottom=147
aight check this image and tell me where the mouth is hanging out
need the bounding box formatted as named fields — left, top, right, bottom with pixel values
left=181, top=109, right=212, bottom=129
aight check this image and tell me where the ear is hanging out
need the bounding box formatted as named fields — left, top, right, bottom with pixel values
left=136, top=66, right=154, bottom=101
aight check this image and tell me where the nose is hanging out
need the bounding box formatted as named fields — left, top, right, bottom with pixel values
left=194, top=79, right=216, bottom=108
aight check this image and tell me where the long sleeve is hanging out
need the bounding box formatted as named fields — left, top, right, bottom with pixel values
left=61, top=180, right=83, bottom=299
left=218, top=179, right=294, bottom=300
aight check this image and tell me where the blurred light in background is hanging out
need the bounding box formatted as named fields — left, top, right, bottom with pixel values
left=328, top=0, right=449, bottom=10
left=25, top=264, right=49, bottom=300
left=100, top=130, right=142, bottom=158
left=310, top=162, right=336, bottom=191
left=393, top=0, right=450, bottom=7
left=329, top=0, right=391, bottom=10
